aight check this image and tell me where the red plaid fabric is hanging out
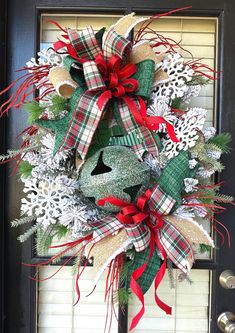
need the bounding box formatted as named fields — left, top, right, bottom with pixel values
left=68, top=26, right=101, bottom=60
left=118, top=98, right=138, bottom=132
left=125, top=223, right=150, bottom=252
left=117, top=99, right=160, bottom=160
left=92, top=216, right=123, bottom=242
left=92, top=215, right=150, bottom=252
left=103, top=29, right=132, bottom=61
left=131, top=127, right=160, bottom=160
left=149, top=185, right=176, bottom=216
left=92, top=183, right=176, bottom=252
left=60, top=90, right=108, bottom=159
left=159, top=220, right=194, bottom=273
left=83, top=61, right=106, bottom=91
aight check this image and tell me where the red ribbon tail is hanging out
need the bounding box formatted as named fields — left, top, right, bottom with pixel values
left=145, top=116, right=179, bottom=143
left=53, top=40, right=85, bottom=63
left=154, top=230, right=172, bottom=315
left=165, top=121, right=179, bottom=143
left=97, top=196, right=130, bottom=208
left=154, top=259, right=172, bottom=315
left=129, top=235, right=155, bottom=331
left=122, top=95, right=145, bottom=126
left=129, top=277, right=145, bottom=331
left=96, top=90, right=112, bottom=110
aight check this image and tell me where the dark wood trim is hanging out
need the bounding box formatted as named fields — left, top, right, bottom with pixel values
left=4, top=0, right=37, bottom=332
left=36, top=0, right=226, bottom=11
left=0, top=0, right=7, bottom=331
left=212, top=3, right=235, bottom=332
left=118, top=304, right=128, bottom=333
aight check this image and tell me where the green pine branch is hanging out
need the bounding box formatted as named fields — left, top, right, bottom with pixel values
left=214, top=193, right=234, bottom=203
left=24, top=101, right=45, bottom=123
left=36, top=225, right=54, bottom=256
left=199, top=244, right=212, bottom=254
left=187, top=75, right=210, bottom=86
left=208, top=133, right=232, bottom=154
left=113, top=287, right=132, bottom=306
left=171, top=97, right=184, bottom=110
left=18, top=160, right=33, bottom=178
left=205, top=142, right=222, bottom=154
left=48, top=95, right=68, bottom=117
left=52, top=224, right=69, bottom=240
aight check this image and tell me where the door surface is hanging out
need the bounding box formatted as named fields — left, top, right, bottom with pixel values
left=2, top=1, right=235, bottom=333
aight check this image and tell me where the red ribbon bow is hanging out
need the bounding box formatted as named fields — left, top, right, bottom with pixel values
left=95, top=54, right=138, bottom=98
left=97, top=188, right=152, bottom=225
left=94, top=54, right=179, bottom=143
left=97, top=190, right=172, bottom=331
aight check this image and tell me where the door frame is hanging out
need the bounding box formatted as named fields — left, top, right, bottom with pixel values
left=0, top=0, right=7, bottom=332
left=2, top=1, right=235, bottom=332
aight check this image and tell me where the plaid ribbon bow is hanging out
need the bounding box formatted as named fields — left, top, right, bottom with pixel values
left=95, top=183, right=194, bottom=273
left=52, top=25, right=178, bottom=159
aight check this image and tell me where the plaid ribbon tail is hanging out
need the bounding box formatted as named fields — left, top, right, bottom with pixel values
left=117, top=99, right=161, bottom=159
left=159, top=220, right=194, bottom=273
left=83, top=61, right=106, bottom=91
left=59, top=89, right=109, bottom=159
left=92, top=216, right=150, bottom=252
left=68, top=26, right=102, bottom=60
left=148, top=185, right=176, bottom=216
left=92, top=216, right=123, bottom=242
left=131, top=127, right=160, bottom=160
left=125, top=224, right=151, bottom=252
left=103, top=29, right=132, bottom=61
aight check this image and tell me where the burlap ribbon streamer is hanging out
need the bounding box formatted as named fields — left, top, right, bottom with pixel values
left=49, top=66, right=78, bottom=98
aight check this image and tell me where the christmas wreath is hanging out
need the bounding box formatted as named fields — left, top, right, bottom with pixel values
left=1, top=9, right=233, bottom=332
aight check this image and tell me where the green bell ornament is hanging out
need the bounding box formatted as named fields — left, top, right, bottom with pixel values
left=80, top=146, right=150, bottom=212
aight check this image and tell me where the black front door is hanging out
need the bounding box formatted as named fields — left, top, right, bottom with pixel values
left=2, top=1, right=235, bottom=332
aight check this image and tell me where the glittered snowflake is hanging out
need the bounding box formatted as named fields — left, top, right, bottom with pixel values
left=21, top=176, right=79, bottom=228
left=26, top=49, right=65, bottom=68
left=162, top=107, right=207, bottom=159
left=59, top=204, right=95, bottom=238
left=183, top=84, right=201, bottom=102
left=153, top=53, right=194, bottom=99
left=23, top=132, right=74, bottom=180
left=203, top=127, right=216, bottom=141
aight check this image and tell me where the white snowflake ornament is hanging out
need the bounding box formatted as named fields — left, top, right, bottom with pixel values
left=26, top=49, right=65, bottom=68
left=59, top=205, right=92, bottom=238
left=40, top=133, right=69, bottom=163
left=143, top=153, right=161, bottom=175
left=183, top=84, right=201, bottom=102
left=153, top=53, right=194, bottom=99
left=162, top=107, right=207, bottom=159
left=21, top=176, right=78, bottom=228
left=189, top=159, right=198, bottom=169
